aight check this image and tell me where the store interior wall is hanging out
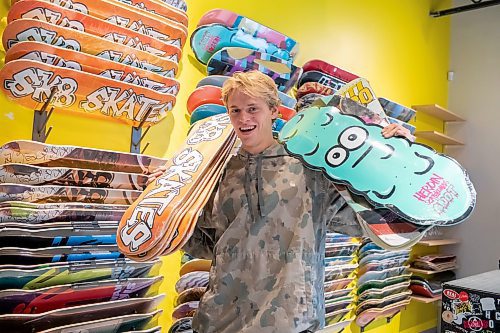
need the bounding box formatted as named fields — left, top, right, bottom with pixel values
left=0, top=0, right=456, bottom=331
left=444, top=0, right=500, bottom=278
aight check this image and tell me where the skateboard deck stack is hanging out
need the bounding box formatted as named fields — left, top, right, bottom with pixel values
left=117, top=114, right=238, bottom=261
left=409, top=254, right=457, bottom=299
left=190, top=9, right=302, bottom=137
left=295, top=59, right=359, bottom=112
left=322, top=232, right=360, bottom=332
left=0, top=140, right=167, bottom=332
left=279, top=80, right=476, bottom=250
left=355, top=239, right=412, bottom=328
left=1, top=0, right=190, bottom=127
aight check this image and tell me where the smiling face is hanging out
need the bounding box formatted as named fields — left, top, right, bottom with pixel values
left=226, top=90, right=278, bottom=154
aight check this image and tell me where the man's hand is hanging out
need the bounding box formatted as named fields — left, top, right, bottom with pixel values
left=146, top=166, right=167, bottom=186
left=381, top=123, right=413, bottom=140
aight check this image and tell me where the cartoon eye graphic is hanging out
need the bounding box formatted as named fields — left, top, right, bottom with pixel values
left=325, top=145, right=349, bottom=167
left=339, top=126, right=368, bottom=150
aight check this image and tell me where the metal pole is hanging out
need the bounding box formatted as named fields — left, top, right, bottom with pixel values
left=430, top=0, right=500, bottom=17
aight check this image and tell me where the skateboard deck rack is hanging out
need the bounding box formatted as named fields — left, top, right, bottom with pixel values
left=30, top=86, right=152, bottom=154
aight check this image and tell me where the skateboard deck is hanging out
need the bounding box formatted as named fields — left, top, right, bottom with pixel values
left=197, top=9, right=298, bottom=56
left=409, top=283, right=440, bottom=298
left=179, top=258, right=211, bottom=276
left=0, top=59, right=176, bottom=127
left=0, top=206, right=123, bottom=223
left=387, top=116, right=416, bottom=135
left=191, top=23, right=295, bottom=65
left=324, top=288, right=353, bottom=301
left=190, top=104, right=227, bottom=125
left=206, top=47, right=301, bottom=93
left=180, top=252, right=195, bottom=265
left=325, top=297, right=353, bottom=314
left=302, top=59, right=359, bottom=83
left=379, top=97, right=416, bottom=122
left=172, top=301, right=198, bottom=320
left=114, top=0, right=188, bottom=27
left=324, top=256, right=355, bottom=267
left=359, top=251, right=409, bottom=267
left=6, top=41, right=180, bottom=96
left=413, top=254, right=457, bottom=271
left=0, top=276, right=162, bottom=314
left=355, top=298, right=410, bottom=328
left=0, top=140, right=166, bottom=174
left=169, top=317, right=193, bottom=333
left=297, top=70, right=346, bottom=91
left=0, top=201, right=128, bottom=210
left=358, top=248, right=409, bottom=261
left=158, top=0, right=187, bottom=12
left=334, top=78, right=387, bottom=118
left=356, top=291, right=411, bottom=315
left=187, top=85, right=223, bottom=114
left=117, top=114, right=236, bottom=258
left=296, top=93, right=323, bottom=112
left=39, top=310, right=161, bottom=333
left=175, top=286, right=207, bottom=306
left=358, top=257, right=408, bottom=276
left=0, top=227, right=116, bottom=248
left=12, top=0, right=188, bottom=47
left=325, top=243, right=359, bottom=257
left=325, top=232, right=359, bottom=243
left=135, top=135, right=235, bottom=261
left=296, top=82, right=336, bottom=100
left=324, top=264, right=357, bottom=282
left=195, top=74, right=297, bottom=108
left=324, top=277, right=354, bottom=293
left=358, top=274, right=412, bottom=295
left=0, top=295, right=164, bottom=333
left=279, top=96, right=476, bottom=226
left=175, top=270, right=209, bottom=293
left=8, top=1, right=182, bottom=62
left=0, top=183, right=141, bottom=204
left=358, top=281, right=411, bottom=303
left=0, top=163, right=148, bottom=190
left=4, top=19, right=179, bottom=78
left=0, top=259, right=160, bottom=290
left=0, top=246, right=123, bottom=265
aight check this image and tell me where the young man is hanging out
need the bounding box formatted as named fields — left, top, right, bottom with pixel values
left=149, top=71, right=410, bottom=333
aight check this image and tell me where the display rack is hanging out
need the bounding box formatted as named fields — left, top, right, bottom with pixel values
left=417, top=239, right=460, bottom=247
left=412, top=104, right=465, bottom=146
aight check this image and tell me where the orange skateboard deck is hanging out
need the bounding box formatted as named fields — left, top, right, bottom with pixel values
left=3, top=19, right=178, bottom=78
left=0, top=59, right=176, bottom=126
left=114, top=0, right=188, bottom=27
left=126, top=132, right=235, bottom=261
left=179, top=259, right=211, bottom=276
left=8, top=0, right=181, bottom=62
left=6, top=42, right=180, bottom=96
left=13, top=0, right=187, bottom=47
left=117, top=114, right=235, bottom=256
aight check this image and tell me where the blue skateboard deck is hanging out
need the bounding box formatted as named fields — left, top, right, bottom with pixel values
left=191, top=24, right=295, bottom=64
left=206, top=47, right=301, bottom=93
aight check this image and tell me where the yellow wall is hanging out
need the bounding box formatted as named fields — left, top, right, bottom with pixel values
left=0, top=0, right=452, bottom=331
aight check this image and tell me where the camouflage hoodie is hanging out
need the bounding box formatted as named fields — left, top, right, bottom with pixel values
left=183, top=142, right=362, bottom=333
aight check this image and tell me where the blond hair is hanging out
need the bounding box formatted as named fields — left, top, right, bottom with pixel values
left=221, top=71, right=280, bottom=109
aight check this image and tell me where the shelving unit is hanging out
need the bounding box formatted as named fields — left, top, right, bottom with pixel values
left=412, top=104, right=465, bottom=122
left=412, top=104, right=465, bottom=146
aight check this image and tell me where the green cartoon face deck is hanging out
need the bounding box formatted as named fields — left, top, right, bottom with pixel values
left=278, top=106, right=476, bottom=225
